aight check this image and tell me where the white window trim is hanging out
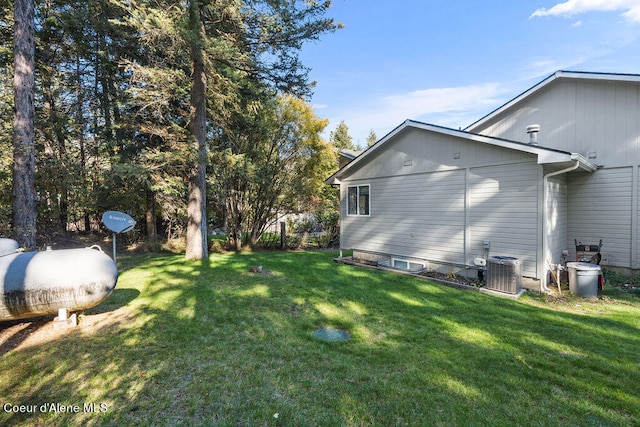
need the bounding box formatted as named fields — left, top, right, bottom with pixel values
left=346, top=184, right=371, bottom=216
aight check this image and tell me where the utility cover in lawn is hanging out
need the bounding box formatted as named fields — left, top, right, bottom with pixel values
left=312, top=328, right=351, bottom=342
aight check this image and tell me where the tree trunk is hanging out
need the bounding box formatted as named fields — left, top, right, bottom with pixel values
left=146, top=189, right=158, bottom=244
left=185, top=0, right=208, bottom=260
left=12, top=0, right=36, bottom=249
left=76, top=55, right=91, bottom=234
left=43, top=83, right=69, bottom=234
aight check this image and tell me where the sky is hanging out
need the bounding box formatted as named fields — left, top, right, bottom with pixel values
left=299, top=0, right=640, bottom=147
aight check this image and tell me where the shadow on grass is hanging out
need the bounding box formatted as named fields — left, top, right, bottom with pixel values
left=0, top=288, right=140, bottom=356
left=0, top=250, right=638, bottom=425
left=0, top=317, right=53, bottom=355
left=83, top=288, right=141, bottom=315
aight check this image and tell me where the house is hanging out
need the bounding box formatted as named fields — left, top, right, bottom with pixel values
left=339, top=149, right=362, bottom=169
left=325, top=71, right=640, bottom=291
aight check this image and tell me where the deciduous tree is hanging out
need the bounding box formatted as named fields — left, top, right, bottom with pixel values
left=213, top=94, right=334, bottom=250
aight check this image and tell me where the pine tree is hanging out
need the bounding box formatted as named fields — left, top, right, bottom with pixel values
left=1, top=0, right=338, bottom=252
left=367, top=129, right=377, bottom=147
left=12, top=0, right=36, bottom=249
left=330, top=120, right=356, bottom=151
left=114, top=0, right=338, bottom=259
left=185, top=0, right=208, bottom=260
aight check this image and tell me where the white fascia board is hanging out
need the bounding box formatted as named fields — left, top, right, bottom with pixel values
left=325, top=175, right=341, bottom=185
left=557, top=70, right=640, bottom=83
left=416, top=122, right=570, bottom=160
left=570, top=153, right=599, bottom=172
left=536, top=150, right=598, bottom=171
left=536, top=150, right=573, bottom=165
left=405, top=120, right=537, bottom=152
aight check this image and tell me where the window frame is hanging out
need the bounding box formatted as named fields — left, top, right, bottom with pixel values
left=346, top=184, right=371, bottom=217
left=392, top=258, right=425, bottom=271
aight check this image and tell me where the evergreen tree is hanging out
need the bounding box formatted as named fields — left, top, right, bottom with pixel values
left=0, top=4, right=14, bottom=233
left=185, top=0, right=209, bottom=260
left=367, top=129, right=377, bottom=147
left=115, top=0, right=338, bottom=258
left=329, top=120, right=355, bottom=152
left=12, top=0, right=36, bottom=249
left=0, top=0, right=339, bottom=253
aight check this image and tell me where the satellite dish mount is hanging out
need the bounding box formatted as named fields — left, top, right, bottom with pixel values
left=102, top=211, right=136, bottom=262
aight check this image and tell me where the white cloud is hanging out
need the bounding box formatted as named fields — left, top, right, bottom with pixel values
left=329, top=83, right=507, bottom=145
left=530, top=0, right=640, bottom=23
left=519, top=57, right=590, bottom=81
left=381, top=84, right=503, bottom=118
left=623, top=6, right=640, bottom=21
left=310, top=103, right=328, bottom=111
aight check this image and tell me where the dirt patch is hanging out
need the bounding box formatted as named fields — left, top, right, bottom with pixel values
left=0, top=316, right=72, bottom=354
left=417, top=270, right=481, bottom=287
left=0, top=306, right=133, bottom=355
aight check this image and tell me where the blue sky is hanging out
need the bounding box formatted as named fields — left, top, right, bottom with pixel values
left=300, top=0, right=640, bottom=147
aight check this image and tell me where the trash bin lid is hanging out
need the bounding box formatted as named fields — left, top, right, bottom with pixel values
left=566, top=262, right=601, bottom=271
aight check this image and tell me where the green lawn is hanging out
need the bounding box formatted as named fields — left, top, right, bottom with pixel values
left=1, top=250, right=639, bottom=426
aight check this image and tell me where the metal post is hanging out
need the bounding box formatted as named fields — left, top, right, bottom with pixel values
left=112, top=232, right=117, bottom=263
left=280, top=221, right=286, bottom=250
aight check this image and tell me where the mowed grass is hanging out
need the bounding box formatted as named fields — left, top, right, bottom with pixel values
left=1, top=250, right=639, bottom=426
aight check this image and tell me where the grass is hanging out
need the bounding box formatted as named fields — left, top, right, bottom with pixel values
left=1, top=250, right=639, bottom=426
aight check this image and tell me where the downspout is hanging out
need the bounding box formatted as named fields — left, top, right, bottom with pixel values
left=541, top=160, right=580, bottom=292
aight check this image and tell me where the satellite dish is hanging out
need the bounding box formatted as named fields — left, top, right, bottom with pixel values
left=102, top=211, right=136, bottom=234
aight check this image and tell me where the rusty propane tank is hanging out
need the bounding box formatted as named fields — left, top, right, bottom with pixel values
left=0, top=241, right=118, bottom=321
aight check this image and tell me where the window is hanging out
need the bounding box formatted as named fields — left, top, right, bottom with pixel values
left=392, top=258, right=425, bottom=272
left=393, top=259, right=409, bottom=270
left=347, top=185, right=370, bottom=216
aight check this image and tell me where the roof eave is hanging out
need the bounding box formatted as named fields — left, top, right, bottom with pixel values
left=324, top=175, right=341, bottom=185
left=571, top=153, right=599, bottom=172
left=537, top=150, right=598, bottom=172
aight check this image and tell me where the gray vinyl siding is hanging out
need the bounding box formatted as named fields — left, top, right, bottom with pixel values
left=568, top=168, right=633, bottom=267
left=546, top=175, right=568, bottom=264
left=341, top=169, right=466, bottom=264
left=468, top=162, right=540, bottom=277
left=469, top=79, right=640, bottom=167
left=345, top=127, right=535, bottom=182
left=637, top=166, right=640, bottom=269
left=337, top=75, right=640, bottom=275
left=342, top=159, right=543, bottom=277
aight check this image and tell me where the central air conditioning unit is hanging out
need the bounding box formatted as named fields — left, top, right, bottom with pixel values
left=486, top=256, right=523, bottom=294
